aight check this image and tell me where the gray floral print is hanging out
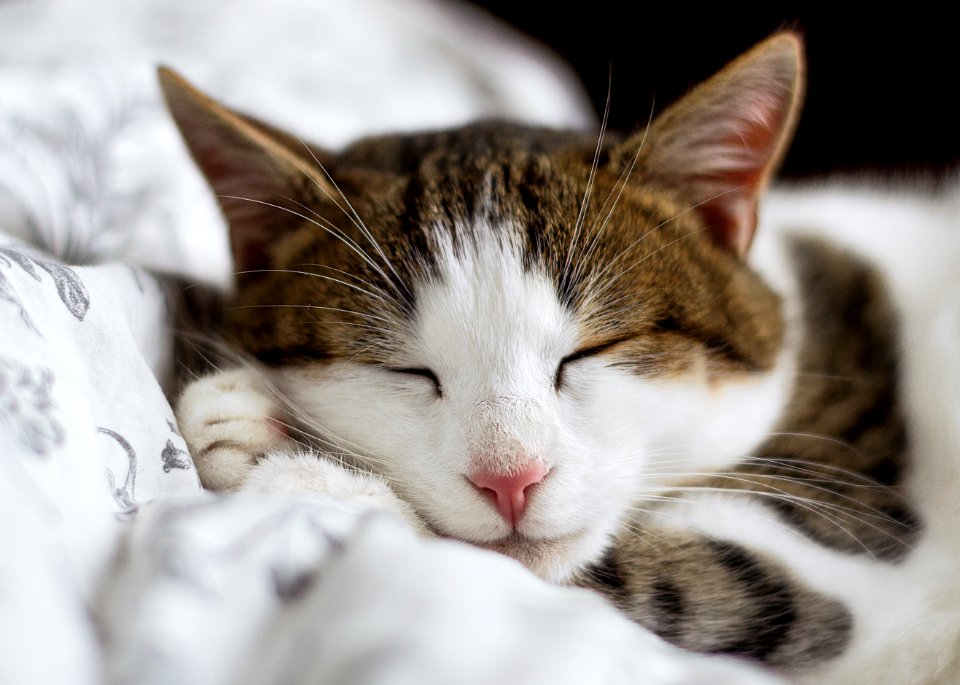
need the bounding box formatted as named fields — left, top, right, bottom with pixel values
left=0, top=246, right=90, bottom=323
left=162, top=438, right=191, bottom=472
left=99, top=427, right=138, bottom=517
left=0, top=357, right=64, bottom=456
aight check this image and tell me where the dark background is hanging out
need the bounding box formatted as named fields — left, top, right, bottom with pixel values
left=467, top=4, right=958, bottom=179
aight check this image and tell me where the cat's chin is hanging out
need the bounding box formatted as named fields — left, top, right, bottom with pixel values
left=474, top=529, right=603, bottom=583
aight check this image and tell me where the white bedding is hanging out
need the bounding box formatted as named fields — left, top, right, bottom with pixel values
left=0, top=1, right=779, bottom=682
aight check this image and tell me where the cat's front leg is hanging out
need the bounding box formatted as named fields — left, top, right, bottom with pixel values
left=176, top=367, right=430, bottom=535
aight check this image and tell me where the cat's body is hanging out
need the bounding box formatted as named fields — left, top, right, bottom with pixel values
left=166, top=35, right=960, bottom=683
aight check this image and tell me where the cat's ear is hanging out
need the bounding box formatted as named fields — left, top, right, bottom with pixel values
left=620, top=32, right=804, bottom=257
left=157, top=67, right=336, bottom=271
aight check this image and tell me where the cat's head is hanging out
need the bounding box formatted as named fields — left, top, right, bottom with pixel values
left=162, top=33, right=803, bottom=581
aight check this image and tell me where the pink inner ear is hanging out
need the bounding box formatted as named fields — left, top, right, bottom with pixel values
left=185, top=136, right=292, bottom=272
left=633, top=35, right=803, bottom=258
left=700, top=94, right=789, bottom=255
left=192, top=131, right=321, bottom=273
left=700, top=195, right=757, bottom=257
left=159, top=67, right=328, bottom=274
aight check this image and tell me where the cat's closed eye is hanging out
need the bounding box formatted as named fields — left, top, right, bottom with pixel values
left=554, top=339, right=626, bottom=391
left=387, top=367, right=443, bottom=397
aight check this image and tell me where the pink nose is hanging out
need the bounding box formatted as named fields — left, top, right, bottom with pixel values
left=469, top=464, right=548, bottom=527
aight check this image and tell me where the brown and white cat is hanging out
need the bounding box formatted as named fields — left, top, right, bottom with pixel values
left=166, top=33, right=960, bottom=683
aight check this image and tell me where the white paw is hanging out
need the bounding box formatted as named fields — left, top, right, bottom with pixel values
left=176, top=367, right=290, bottom=491
left=245, top=452, right=433, bottom=536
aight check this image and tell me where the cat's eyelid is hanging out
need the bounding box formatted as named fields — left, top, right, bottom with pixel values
left=384, top=366, right=443, bottom=396
left=386, top=366, right=437, bottom=378
left=555, top=337, right=632, bottom=391
left=560, top=337, right=631, bottom=366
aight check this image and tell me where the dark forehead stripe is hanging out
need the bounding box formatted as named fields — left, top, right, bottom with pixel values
left=371, top=123, right=596, bottom=303
left=389, top=139, right=605, bottom=315
left=336, top=121, right=592, bottom=174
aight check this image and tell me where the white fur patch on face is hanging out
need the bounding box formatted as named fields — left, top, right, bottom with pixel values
left=414, top=223, right=571, bottom=474
left=272, top=214, right=795, bottom=581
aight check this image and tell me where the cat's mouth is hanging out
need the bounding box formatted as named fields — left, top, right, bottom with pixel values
left=472, top=529, right=591, bottom=582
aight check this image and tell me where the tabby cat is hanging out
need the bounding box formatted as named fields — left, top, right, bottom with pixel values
left=166, top=33, right=960, bottom=683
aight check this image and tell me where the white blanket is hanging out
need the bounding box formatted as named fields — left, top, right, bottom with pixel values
left=0, top=1, right=779, bottom=683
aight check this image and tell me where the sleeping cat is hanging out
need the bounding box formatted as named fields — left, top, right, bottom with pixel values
left=165, top=33, right=960, bottom=683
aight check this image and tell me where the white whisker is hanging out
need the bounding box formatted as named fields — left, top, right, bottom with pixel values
left=225, top=302, right=394, bottom=325
left=563, top=73, right=612, bottom=290
left=288, top=134, right=407, bottom=295
left=235, top=268, right=390, bottom=305
left=220, top=194, right=402, bottom=300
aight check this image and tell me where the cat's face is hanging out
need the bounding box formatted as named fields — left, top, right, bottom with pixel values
left=161, top=33, right=803, bottom=580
